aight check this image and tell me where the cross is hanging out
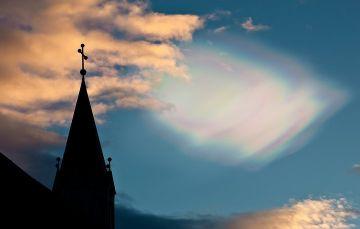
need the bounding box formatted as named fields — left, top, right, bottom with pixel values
left=77, top=43, right=88, bottom=77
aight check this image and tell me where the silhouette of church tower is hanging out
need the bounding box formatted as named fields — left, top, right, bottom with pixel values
left=53, top=44, right=116, bottom=229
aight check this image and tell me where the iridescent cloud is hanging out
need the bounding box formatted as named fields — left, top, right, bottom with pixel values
left=152, top=41, right=348, bottom=166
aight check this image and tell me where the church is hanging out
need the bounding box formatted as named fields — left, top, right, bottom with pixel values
left=1, top=44, right=116, bottom=229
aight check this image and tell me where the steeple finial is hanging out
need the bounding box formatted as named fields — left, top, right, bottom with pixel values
left=77, top=43, right=88, bottom=78
left=55, top=157, right=61, bottom=171
left=106, top=157, right=112, bottom=171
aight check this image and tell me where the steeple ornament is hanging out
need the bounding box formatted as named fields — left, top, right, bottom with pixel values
left=77, top=43, right=88, bottom=77
left=107, top=157, right=112, bottom=171
left=55, top=157, right=61, bottom=171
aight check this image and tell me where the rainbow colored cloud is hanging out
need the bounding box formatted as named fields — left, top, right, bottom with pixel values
left=152, top=41, right=348, bottom=167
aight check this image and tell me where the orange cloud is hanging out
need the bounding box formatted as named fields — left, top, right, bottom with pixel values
left=115, top=13, right=203, bottom=41
left=0, top=0, right=203, bottom=128
left=227, top=198, right=357, bottom=229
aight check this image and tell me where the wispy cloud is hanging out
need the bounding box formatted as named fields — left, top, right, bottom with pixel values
left=213, top=26, right=228, bottom=34
left=116, top=206, right=219, bottom=229
left=241, top=17, right=270, bottom=32
left=206, top=10, right=232, bottom=21
left=352, top=164, right=360, bottom=173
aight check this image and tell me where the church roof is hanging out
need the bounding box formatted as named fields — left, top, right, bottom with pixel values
left=1, top=151, right=94, bottom=229
left=55, top=77, right=107, bottom=185
left=1, top=152, right=52, bottom=228
left=0, top=152, right=51, bottom=197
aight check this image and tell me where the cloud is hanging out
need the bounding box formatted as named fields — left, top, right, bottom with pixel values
left=241, top=17, right=270, bottom=32
left=226, top=198, right=357, bottom=229
left=0, top=0, right=203, bottom=129
left=0, top=112, right=64, bottom=186
left=206, top=10, right=232, bottom=21
left=114, top=12, right=203, bottom=41
left=213, top=26, right=228, bottom=34
left=0, top=113, right=63, bottom=154
left=153, top=44, right=347, bottom=166
left=0, top=0, right=202, bottom=175
left=297, top=0, right=309, bottom=5
left=115, top=198, right=357, bottom=229
left=116, top=206, right=219, bottom=229
left=351, top=164, right=360, bottom=173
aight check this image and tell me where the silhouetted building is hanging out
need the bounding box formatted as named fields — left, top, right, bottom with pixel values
left=1, top=151, right=58, bottom=229
left=1, top=44, right=115, bottom=229
left=53, top=76, right=116, bottom=229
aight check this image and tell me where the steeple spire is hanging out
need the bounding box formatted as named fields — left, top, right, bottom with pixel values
left=53, top=44, right=115, bottom=229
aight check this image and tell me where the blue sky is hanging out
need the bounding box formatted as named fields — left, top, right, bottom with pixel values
left=1, top=0, right=360, bottom=227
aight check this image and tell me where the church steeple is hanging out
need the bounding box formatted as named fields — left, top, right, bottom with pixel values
left=53, top=44, right=115, bottom=229
left=57, top=76, right=107, bottom=179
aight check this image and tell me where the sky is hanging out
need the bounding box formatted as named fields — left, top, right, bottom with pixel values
left=1, top=0, right=360, bottom=228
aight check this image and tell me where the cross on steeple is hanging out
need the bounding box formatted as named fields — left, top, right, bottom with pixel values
left=77, top=43, right=88, bottom=77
